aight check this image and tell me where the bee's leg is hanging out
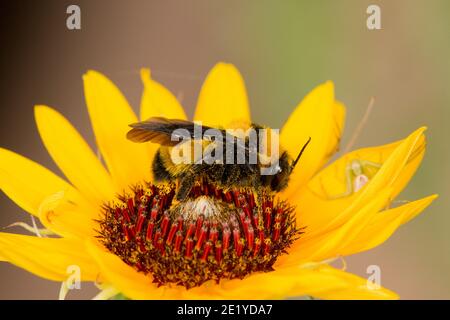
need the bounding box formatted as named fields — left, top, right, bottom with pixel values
left=152, top=149, right=171, bottom=182
left=177, top=175, right=195, bottom=201
left=221, top=164, right=241, bottom=189
left=210, top=164, right=225, bottom=186
left=220, top=164, right=230, bottom=185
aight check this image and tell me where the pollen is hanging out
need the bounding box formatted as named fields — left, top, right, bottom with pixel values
left=98, top=180, right=300, bottom=289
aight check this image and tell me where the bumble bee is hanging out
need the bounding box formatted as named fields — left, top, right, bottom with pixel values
left=127, top=117, right=310, bottom=201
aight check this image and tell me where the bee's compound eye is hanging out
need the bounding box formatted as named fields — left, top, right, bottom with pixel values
left=263, top=164, right=282, bottom=175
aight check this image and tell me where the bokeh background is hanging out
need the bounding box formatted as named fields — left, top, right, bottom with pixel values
left=0, top=0, right=448, bottom=299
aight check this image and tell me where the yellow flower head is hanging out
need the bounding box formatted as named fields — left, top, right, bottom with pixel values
left=0, top=62, right=437, bottom=299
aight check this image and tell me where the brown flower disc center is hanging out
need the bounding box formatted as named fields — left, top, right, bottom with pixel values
left=98, top=180, right=300, bottom=288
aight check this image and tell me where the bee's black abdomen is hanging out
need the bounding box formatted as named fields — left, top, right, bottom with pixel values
left=152, top=149, right=171, bottom=181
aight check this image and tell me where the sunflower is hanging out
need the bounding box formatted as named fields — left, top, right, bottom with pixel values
left=0, top=62, right=437, bottom=300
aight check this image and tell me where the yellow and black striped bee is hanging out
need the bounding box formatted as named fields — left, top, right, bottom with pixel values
left=127, top=117, right=310, bottom=201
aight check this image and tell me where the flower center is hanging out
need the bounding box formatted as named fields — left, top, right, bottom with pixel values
left=98, top=180, right=300, bottom=289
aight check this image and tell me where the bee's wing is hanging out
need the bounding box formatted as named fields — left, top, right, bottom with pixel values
left=127, top=117, right=255, bottom=169
left=127, top=117, right=218, bottom=146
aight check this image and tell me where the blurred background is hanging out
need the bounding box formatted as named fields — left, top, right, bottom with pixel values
left=0, top=0, right=448, bottom=299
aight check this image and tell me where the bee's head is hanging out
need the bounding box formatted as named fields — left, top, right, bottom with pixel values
left=260, top=151, right=291, bottom=192
left=262, top=137, right=311, bottom=192
left=270, top=151, right=292, bottom=191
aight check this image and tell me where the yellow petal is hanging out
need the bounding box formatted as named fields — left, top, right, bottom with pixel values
left=216, top=264, right=349, bottom=299
left=281, top=82, right=346, bottom=196
left=280, top=188, right=393, bottom=265
left=38, top=191, right=97, bottom=239
left=183, top=266, right=351, bottom=299
left=219, top=263, right=396, bottom=300
left=83, top=70, right=152, bottom=190
left=0, top=233, right=99, bottom=281
left=85, top=240, right=179, bottom=299
left=311, top=265, right=398, bottom=300
left=89, top=243, right=224, bottom=299
left=138, top=68, right=188, bottom=181
left=140, top=68, right=187, bottom=121
left=0, top=148, right=89, bottom=217
left=87, top=239, right=395, bottom=300
left=39, top=209, right=95, bottom=239
left=339, top=195, right=438, bottom=256
left=293, top=127, right=426, bottom=240
left=34, top=105, right=115, bottom=205
left=88, top=239, right=350, bottom=300
left=320, top=288, right=398, bottom=300
left=194, top=62, right=251, bottom=128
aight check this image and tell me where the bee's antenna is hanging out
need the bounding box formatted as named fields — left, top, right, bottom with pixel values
left=291, top=137, right=312, bottom=171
